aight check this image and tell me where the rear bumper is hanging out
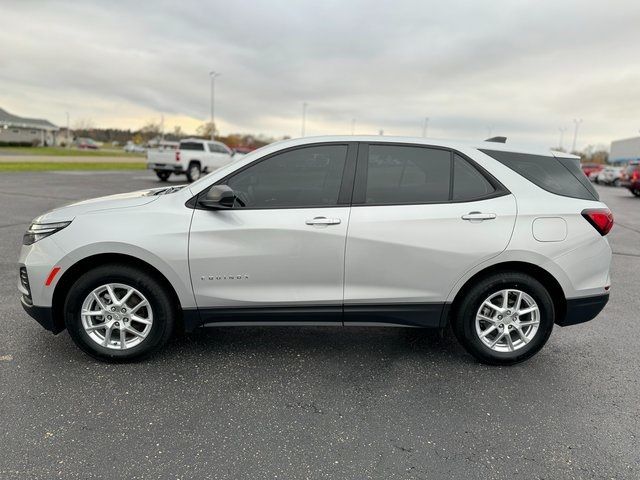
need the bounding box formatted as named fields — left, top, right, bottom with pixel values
left=557, top=293, right=609, bottom=327
left=21, top=297, right=62, bottom=334
left=147, top=163, right=185, bottom=173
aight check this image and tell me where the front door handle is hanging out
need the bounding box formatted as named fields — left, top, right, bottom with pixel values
left=461, top=212, right=497, bottom=221
left=305, top=216, right=341, bottom=226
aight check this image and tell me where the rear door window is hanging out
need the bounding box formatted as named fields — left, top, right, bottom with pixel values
left=480, top=149, right=598, bottom=200
left=180, top=142, right=205, bottom=151
left=363, top=145, right=451, bottom=204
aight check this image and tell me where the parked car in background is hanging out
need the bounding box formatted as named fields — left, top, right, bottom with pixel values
left=595, top=166, right=624, bottom=186
left=146, top=138, right=234, bottom=182
left=581, top=163, right=604, bottom=178
left=621, top=162, right=640, bottom=197
left=19, top=136, right=612, bottom=365
left=123, top=141, right=147, bottom=153
left=76, top=137, right=99, bottom=149
left=232, top=146, right=256, bottom=158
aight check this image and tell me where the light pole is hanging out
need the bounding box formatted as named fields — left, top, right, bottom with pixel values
left=558, top=127, right=567, bottom=150
left=351, top=118, right=356, bottom=135
left=571, top=118, right=582, bottom=153
left=209, top=71, right=221, bottom=140
left=301, top=102, right=308, bottom=137
left=422, top=117, right=429, bottom=137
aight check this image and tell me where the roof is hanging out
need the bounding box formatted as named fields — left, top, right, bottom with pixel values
left=272, top=135, right=561, bottom=157
left=0, top=108, right=58, bottom=131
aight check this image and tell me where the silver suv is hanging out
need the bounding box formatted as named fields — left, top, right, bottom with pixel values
left=18, top=136, right=613, bottom=364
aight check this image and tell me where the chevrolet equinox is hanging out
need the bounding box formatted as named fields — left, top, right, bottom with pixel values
left=18, top=136, right=613, bottom=364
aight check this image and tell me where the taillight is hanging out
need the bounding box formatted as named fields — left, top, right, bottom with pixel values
left=582, top=208, right=614, bottom=236
left=632, top=170, right=640, bottom=181
left=176, top=151, right=181, bottom=162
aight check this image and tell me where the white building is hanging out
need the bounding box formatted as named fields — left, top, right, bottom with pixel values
left=0, top=107, right=59, bottom=146
left=610, top=136, right=640, bottom=165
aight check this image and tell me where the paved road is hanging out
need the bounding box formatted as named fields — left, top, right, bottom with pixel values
left=0, top=171, right=638, bottom=479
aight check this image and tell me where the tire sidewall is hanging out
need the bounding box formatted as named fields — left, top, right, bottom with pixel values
left=455, top=273, right=555, bottom=365
left=64, top=265, right=174, bottom=361
left=186, top=162, right=201, bottom=182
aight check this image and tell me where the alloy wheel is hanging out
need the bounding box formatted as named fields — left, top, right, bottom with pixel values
left=475, top=289, right=540, bottom=353
left=80, top=283, right=153, bottom=350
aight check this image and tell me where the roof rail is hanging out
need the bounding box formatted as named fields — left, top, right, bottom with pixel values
left=485, top=136, right=507, bottom=143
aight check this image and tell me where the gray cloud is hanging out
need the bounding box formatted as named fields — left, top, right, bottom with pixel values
left=1, top=0, right=639, bottom=149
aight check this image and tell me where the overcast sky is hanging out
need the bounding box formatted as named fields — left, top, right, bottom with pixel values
left=1, top=0, right=639, bottom=150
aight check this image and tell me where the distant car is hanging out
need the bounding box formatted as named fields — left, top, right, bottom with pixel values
left=146, top=138, right=234, bottom=182
left=123, top=142, right=146, bottom=153
left=76, top=138, right=99, bottom=150
left=232, top=146, right=255, bottom=158
left=595, top=166, right=624, bottom=186
left=581, top=163, right=604, bottom=178
left=620, top=162, right=640, bottom=197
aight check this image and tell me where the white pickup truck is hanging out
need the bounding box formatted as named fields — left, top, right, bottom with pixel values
left=146, top=138, right=234, bottom=182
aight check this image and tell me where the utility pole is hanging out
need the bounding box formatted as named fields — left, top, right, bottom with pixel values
left=209, top=71, right=220, bottom=140
left=301, top=102, right=308, bottom=137
left=422, top=117, right=429, bottom=137
left=351, top=118, right=356, bottom=135
left=558, top=127, right=567, bottom=150
left=571, top=118, right=582, bottom=153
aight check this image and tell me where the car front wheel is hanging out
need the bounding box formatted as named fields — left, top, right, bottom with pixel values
left=452, top=272, right=555, bottom=365
left=64, top=264, right=175, bottom=361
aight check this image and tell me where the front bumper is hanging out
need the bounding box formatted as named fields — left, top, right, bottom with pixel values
left=147, top=163, right=185, bottom=173
left=557, top=293, right=609, bottom=327
left=21, top=296, right=61, bottom=334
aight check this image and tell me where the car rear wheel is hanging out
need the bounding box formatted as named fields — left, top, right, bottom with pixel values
left=452, top=272, right=554, bottom=365
left=155, top=170, right=171, bottom=181
left=64, top=264, right=176, bottom=361
left=186, top=162, right=201, bottom=182
left=632, top=189, right=640, bottom=197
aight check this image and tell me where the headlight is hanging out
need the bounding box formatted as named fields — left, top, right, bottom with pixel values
left=23, top=221, right=72, bottom=245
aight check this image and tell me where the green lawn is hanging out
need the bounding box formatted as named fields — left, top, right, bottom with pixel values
left=0, top=146, right=144, bottom=157
left=0, top=162, right=146, bottom=172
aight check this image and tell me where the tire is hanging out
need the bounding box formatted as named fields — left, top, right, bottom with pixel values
left=632, top=189, right=640, bottom=197
left=155, top=170, right=171, bottom=181
left=613, top=178, right=621, bottom=187
left=452, top=272, right=555, bottom=365
left=185, top=162, right=201, bottom=182
left=64, top=264, right=176, bottom=362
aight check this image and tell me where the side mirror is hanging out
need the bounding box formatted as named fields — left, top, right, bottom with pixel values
left=198, top=185, right=236, bottom=209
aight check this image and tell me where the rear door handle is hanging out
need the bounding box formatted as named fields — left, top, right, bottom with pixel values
left=305, top=216, right=341, bottom=226
left=461, top=212, right=497, bottom=221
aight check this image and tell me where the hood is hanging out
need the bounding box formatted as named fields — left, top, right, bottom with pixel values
left=33, top=188, right=164, bottom=223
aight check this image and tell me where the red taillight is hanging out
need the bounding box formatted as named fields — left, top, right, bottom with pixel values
left=632, top=170, right=640, bottom=181
left=582, top=208, right=614, bottom=236
left=175, top=151, right=181, bottom=162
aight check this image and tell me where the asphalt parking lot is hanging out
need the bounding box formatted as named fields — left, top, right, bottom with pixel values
left=1, top=171, right=639, bottom=479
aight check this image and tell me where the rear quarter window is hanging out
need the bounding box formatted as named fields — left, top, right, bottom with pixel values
left=480, top=149, right=598, bottom=201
